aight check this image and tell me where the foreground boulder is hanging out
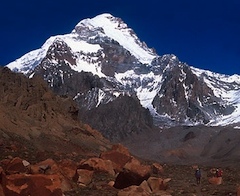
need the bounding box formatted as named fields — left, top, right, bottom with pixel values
left=208, top=177, right=223, bottom=185
left=58, top=159, right=77, bottom=180
left=73, top=169, right=94, bottom=186
left=100, top=144, right=131, bottom=172
left=147, top=177, right=171, bottom=192
left=0, top=144, right=172, bottom=195
left=0, top=157, right=75, bottom=195
left=152, top=163, right=164, bottom=175
left=2, top=173, right=62, bottom=196
left=114, top=157, right=151, bottom=189
left=78, top=157, right=115, bottom=176
left=5, top=157, right=29, bottom=175
left=118, top=185, right=150, bottom=196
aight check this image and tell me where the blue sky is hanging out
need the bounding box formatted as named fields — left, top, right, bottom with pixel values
left=1, top=0, right=240, bottom=75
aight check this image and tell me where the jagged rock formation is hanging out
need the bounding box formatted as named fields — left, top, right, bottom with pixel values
left=152, top=62, right=235, bottom=124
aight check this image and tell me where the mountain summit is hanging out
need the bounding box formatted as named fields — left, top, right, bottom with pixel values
left=7, top=13, right=156, bottom=75
left=6, top=13, right=240, bottom=137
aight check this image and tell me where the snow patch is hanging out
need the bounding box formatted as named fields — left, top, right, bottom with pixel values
left=71, top=58, right=106, bottom=78
left=76, top=13, right=157, bottom=64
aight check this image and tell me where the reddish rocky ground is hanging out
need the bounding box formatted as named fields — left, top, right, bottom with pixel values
left=1, top=141, right=240, bottom=196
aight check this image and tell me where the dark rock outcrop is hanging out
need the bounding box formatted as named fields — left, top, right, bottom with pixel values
left=79, top=95, right=154, bottom=141
left=152, top=63, right=234, bottom=124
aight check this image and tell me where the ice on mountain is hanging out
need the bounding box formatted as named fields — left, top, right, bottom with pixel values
left=5, top=13, right=240, bottom=127
left=75, top=13, right=157, bottom=64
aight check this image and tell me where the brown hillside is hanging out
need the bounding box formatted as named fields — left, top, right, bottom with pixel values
left=0, top=67, right=111, bottom=161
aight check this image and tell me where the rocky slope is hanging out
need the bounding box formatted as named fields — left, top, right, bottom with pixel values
left=0, top=67, right=110, bottom=158
left=122, top=125, right=240, bottom=167
left=1, top=144, right=240, bottom=196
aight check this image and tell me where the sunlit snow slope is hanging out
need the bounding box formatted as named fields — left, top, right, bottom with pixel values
left=6, top=13, right=240, bottom=127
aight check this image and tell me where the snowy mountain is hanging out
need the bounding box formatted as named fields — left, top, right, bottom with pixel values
left=6, top=13, right=240, bottom=132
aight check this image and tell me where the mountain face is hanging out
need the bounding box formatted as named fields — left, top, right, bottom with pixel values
left=6, top=13, right=240, bottom=139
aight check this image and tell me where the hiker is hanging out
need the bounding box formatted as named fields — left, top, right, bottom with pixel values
left=216, top=168, right=223, bottom=178
left=195, top=168, right=201, bottom=184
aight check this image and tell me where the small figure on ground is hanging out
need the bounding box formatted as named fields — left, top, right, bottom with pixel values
left=195, top=168, right=201, bottom=185
left=216, top=168, right=223, bottom=178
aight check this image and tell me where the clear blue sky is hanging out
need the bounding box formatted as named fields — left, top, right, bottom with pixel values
left=1, top=0, right=240, bottom=75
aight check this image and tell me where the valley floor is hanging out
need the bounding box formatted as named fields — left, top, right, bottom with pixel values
left=161, top=164, right=240, bottom=196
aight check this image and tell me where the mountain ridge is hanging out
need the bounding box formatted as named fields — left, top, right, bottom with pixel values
left=5, top=13, right=240, bottom=132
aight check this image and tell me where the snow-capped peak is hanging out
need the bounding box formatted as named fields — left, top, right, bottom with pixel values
left=74, top=13, right=157, bottom=64
left=5, top=13, right=240, bottom=127
left=7, top=13, right=157, bottom=75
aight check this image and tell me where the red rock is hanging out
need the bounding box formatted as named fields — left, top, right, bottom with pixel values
left=160, top=178, right=171, bottom=191
left=6, top=157, right=28, bottom=174
left=114, top=157, right=151, bottom=189
left=78, top=157, right=115, bottom=176
left=208, top=177, right=222, bottom=185
left=123, top=157, right=151, bottom=179
left=29, top=165, right=40, bottom=174
left=2, top=174, right=62, bottom=196
left=58, top=159, right=77, bottom=179
left=60, top=177, right=72, bottom=193
left=73, top=169, right=94, bottom=185
left=147, top=177, right=163, bottom=192
left=100, top=150, right=131, bottom=172
left=100, top=144, right=132, bottom=173
left=118, top=185, right=150, bottom=196
left=152, top=163, right=164, bottom=175
left=30, top=159, right=58, bottom=175
left=108, top=181, right=115, bottom=187
left=30, top=159, right=73, bottom=192
left=0, top=159, right=11, bottom=169
left=37, top=159, right=59, bottom=174
left=111, top=144, right=131, bottom=156
left=139, top=180, right=152, bottom=194
left=148, top=177, right=170, bottom=190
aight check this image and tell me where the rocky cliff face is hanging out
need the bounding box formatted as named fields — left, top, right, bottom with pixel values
left=152, top=61, right=235, bottom=125
left=28, top=34, right=154, bottom=141
left=79, top=95, right=153, bottom=141
left=6, top=13, right=240, bottom=136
